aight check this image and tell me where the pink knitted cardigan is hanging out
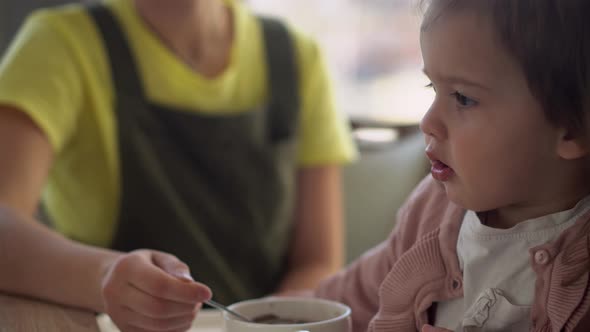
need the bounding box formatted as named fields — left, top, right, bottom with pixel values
left=316, top=176, right=590, bottom=332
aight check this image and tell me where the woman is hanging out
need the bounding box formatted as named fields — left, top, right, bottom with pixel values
left=0, top=0, right=356, bottom=331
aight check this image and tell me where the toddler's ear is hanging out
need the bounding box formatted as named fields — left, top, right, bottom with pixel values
left=556, top=128, right=588, bottom=160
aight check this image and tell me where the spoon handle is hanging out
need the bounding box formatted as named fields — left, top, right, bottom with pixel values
left=205, top=299, right=252, bottom=322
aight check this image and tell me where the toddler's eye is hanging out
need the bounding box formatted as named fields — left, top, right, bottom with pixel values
left=425, top=82, right=436, bottom=91
left=450, top=91, right=477, bottom=108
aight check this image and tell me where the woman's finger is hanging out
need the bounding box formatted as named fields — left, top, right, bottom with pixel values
left=120, top=283, right=196, bottom=318
left=128, top=252, right=211, bottom=304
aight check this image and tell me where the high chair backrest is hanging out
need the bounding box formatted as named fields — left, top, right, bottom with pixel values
left=343, top=127, right=429, bottom=262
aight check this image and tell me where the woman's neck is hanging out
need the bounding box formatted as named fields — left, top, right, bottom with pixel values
left=134, top=0, right=233, bottom=77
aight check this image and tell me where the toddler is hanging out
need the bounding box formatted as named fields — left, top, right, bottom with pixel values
left=315, top=0, right=590, bottom=331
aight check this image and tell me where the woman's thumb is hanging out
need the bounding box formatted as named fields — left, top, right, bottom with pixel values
left=151, top=251, right=194, bottom=282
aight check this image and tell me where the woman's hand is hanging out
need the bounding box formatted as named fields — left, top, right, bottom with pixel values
left=101, top=250, right=212, bottom=332
left=422, top=324, right=453, bottom=332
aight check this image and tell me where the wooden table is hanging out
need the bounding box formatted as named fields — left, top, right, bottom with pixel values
left=0, top=293, right=224, bottom=332
left=97, top=310, right=224, bottom=332
left=0, top=293, right=100, bottom=332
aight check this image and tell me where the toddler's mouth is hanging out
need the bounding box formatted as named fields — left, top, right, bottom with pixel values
left=430, top=160, right=454, bottom=182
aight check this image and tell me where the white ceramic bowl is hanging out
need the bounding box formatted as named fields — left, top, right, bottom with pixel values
left=223, top=297, right=351, bottom=332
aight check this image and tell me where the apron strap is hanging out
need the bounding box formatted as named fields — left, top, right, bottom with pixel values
left=259, top=17, right=300, bottom=141
left=86, top=4, right=146, bottom=99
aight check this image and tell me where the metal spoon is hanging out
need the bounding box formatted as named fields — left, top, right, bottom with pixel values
left=205, top=299, right=252, bottom=322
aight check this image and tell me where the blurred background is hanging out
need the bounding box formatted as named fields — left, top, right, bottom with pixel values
left=249, top=0, right=432, bottom=126
left=0, top=0, right=433, bottom=262
left=0, top=0, right=75, bottom=52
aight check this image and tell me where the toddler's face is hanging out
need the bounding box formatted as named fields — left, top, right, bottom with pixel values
left=419, top=9, right=566, bottom=213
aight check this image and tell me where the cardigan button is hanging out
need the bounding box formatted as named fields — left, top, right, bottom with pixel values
left=452, top=278, right=462, bottom=290
left=534, top=249, right=550, bottom=265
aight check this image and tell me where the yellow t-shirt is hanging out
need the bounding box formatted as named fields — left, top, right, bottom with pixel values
left=0, top=0, right=357, bottom=247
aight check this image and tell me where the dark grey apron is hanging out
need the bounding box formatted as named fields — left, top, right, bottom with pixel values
left=87, top=4, right=300, bottom=304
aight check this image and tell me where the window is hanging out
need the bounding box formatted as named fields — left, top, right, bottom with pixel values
left=249, top=0, right=434, bottom=125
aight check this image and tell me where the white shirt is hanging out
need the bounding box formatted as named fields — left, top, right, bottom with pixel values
left=434, top=196, right=590, bottom=332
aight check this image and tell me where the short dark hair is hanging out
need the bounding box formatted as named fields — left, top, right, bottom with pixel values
left=421, top=0, right=590, bottom=134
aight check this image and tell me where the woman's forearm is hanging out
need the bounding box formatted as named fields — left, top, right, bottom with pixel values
left=0, top=207, right=121, bottom=312
left=275, top=166, right=344, bottom=293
